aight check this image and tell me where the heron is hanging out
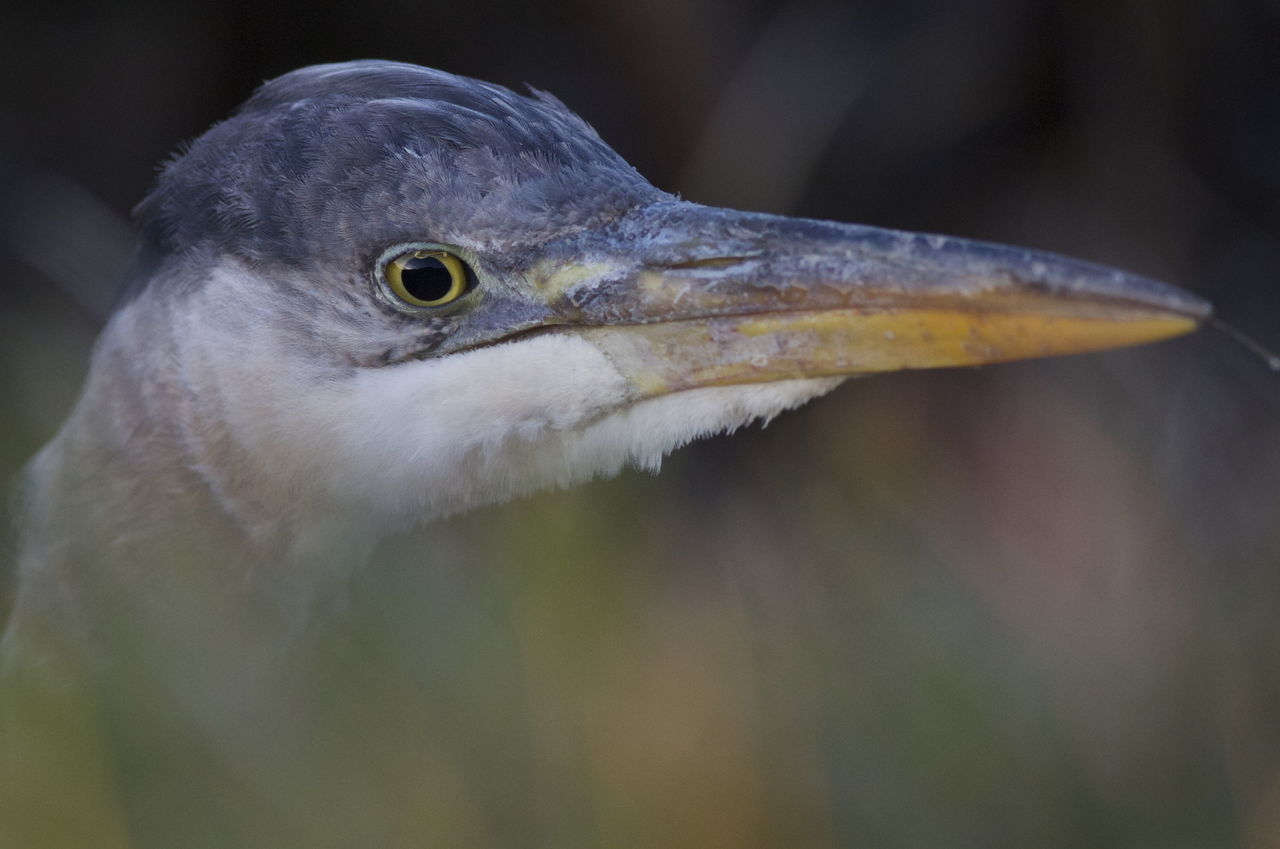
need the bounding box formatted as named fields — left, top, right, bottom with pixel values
left=2, top=60, right=1207, bottom=844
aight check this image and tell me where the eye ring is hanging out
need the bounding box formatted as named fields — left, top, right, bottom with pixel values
left=381, top=246, right=473, bottom=308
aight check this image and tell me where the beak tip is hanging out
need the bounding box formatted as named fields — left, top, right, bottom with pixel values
left=1098, top=269, right=1212, bottom=324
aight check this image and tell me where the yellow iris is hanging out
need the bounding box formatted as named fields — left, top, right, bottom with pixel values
left=384, top=249, right=469, bottom=307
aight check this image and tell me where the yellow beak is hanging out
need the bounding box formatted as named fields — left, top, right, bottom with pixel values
left=535, top=202, right=1207, bottom=397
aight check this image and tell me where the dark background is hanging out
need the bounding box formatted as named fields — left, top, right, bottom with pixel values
left=3, top=1, right=1279, bottom=847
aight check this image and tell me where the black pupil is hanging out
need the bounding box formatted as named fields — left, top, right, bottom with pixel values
left=400, top=256, right=457, bottom=302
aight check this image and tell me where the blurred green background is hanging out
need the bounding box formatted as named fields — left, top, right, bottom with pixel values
left=2, top=0, right=1279, bottom=847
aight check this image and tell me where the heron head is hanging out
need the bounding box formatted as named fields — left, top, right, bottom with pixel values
left=103, top=60, right=1206, bottom=534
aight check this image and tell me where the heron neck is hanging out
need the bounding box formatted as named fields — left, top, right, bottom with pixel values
left=15, top=296, right=379, bottom=632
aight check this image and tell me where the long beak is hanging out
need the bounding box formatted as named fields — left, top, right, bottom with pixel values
left=532, top=201, right=1209, bottom=397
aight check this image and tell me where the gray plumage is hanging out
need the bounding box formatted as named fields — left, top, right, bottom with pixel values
left=135, top=61, right=663, bottom=274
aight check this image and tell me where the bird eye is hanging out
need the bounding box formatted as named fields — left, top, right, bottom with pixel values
left=383, top=248, right=472, bottom=307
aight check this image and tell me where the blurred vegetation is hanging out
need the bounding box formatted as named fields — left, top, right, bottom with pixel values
left=2, top=0, right=1279, bottom=847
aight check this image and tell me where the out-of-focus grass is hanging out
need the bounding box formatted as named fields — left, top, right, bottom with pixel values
left=221, top=346, right=1268, bottom=849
